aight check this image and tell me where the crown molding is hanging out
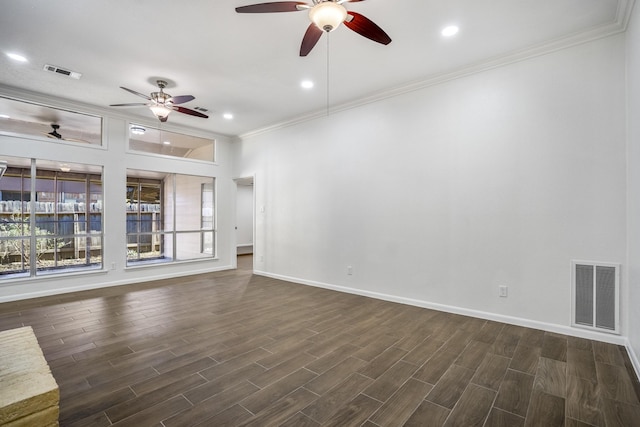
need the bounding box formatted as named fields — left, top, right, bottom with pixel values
left=238, top=0, right=636, bottom=141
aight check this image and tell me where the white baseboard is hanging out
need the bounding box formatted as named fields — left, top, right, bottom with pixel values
left=254, top=269, right=628, bottom=347
left=626, top=340, right=640, bottom=382
left=4, top=265, right=637, bottom=382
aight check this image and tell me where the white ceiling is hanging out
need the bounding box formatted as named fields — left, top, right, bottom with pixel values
left=0, top=0, right=633, bottom=138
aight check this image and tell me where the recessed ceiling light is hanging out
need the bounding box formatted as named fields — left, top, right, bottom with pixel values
left=301, top=80, right=314, bottom=89
left=223, top=113, right=234, bottom=120
left=163, top=141, right=171, bottom=145
left=6, top=52, right=28, bottom=62
left=441, top=25, right=459, bottom=37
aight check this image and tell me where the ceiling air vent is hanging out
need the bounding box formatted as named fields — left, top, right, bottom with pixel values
left=43, top=64, right=82, bottom=79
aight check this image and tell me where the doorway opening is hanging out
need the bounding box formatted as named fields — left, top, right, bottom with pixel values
left=234, top=176, right=254, bottom=271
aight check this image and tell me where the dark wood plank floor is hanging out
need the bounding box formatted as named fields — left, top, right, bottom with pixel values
left=1, top=254, right=639, bottom=426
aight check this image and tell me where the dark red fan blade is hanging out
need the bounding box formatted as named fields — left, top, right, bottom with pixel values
left=109, top=103, right=149, bottom=107
left=236, top=2, right=307, bottom=13
left=300, top=23, right=323, bottom=56
left=120, top=86, right=152, bottom=100
left=169, top=95, right=195, bottom=105
left=344, top=12, right=391, bottom=45
left=172, top=106, right=209, bottom=118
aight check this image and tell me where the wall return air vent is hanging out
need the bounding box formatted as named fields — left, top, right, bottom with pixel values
left=43, top=64, right=82, bottom=79
left=571, top=260, right=620, bottom=334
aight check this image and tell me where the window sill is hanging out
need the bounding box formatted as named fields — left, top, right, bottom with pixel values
left=124, top=257, right=219, bottom=271
left=0, top=266, right=107, bottom=286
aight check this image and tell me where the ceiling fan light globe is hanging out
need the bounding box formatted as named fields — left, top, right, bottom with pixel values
left=149, top=104, right=171, bottom=120
left=309, top=1, right=347, bottom=32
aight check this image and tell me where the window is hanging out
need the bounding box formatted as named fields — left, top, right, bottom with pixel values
left=0, top=97, right=102, bottom=146
left=201, top=183, right=214, bottom=254
left=0, top=157, right=103, bottom=278
left=126, top=170, right=215, bottom=266
left=126, top=178, right=163, bottom=263
left=128, top=124, right=215, bottom=162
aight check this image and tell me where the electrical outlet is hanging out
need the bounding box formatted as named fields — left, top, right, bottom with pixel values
left=347, top=265, right=353, bottom=275
left=499, top=285, right=508, bottom=297
left=110, top=262, right=116, bottom=270
left=259, top=255, right=264, bottom=262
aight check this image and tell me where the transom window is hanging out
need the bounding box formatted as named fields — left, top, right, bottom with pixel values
left=128, top=124, right=215, bottom=162
left=0, top=97, right=102, bottom=146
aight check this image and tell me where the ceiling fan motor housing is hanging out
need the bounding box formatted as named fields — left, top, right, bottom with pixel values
left=151, top=91, right=171, bottom=105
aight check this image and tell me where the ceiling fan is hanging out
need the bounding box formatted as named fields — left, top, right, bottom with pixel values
left=236, top=0, right=391, bottom=56
left=43, top=124, right=90, bottom=144
left=109, top=80, right=208, bottom=122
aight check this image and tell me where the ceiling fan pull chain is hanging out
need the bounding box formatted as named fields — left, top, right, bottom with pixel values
left=326, top=32, right=330, bottom=116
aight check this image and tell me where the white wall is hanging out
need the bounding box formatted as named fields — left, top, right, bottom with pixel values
left=0, top=94, right=235, bottom=302
left=626, top=1, right=640, bottom=375
left=234, top=34, right=628, bottom=340
left=236, top=184, right=254, bottom=248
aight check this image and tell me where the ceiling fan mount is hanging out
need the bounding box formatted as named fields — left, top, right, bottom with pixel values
left=150, top=80, right=172, bottom=104
left=48, top=124, right=62, bottom=139
left=236, top=0, right=391, bottom=56
left=43, top=123, right=90, bottom=144
left=109, top=80, right=208, bottom=122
